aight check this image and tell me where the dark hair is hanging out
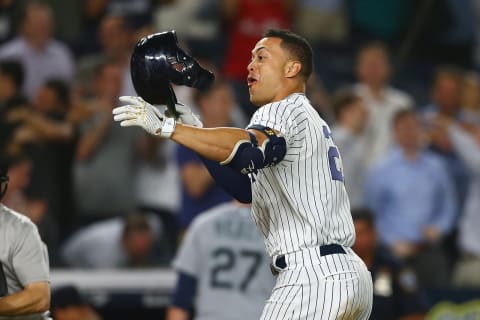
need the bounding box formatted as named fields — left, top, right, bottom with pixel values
left=264, top=29, right=313, bottom=80
left=44, top=79, right=70, bottom=107
left=101, top=13, right=134, bottom=33
left=122, top=213, right=151, bottom=239
left=356, top=41, right=390, bottom=61
left=0, top=153, right=29, bottom=175
left=433, top=65, right=463, bottom=87
left=392, top=109, right=417, bottom=127
left=0, top=153, right=30, bottom=200
left=19, top=0, right=52, bottom=25
left=351, top=208, right=375, bottom=228
left=331, top=89, right=362, bottom=120
left=94, top=61, right=120, bottom=79
left=0, top=60, right=24, bottom=89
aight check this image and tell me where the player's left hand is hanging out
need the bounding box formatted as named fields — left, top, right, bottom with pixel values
left=175, top=103, right=203, bottom=128
left=113, top=96, right=176, bottom=138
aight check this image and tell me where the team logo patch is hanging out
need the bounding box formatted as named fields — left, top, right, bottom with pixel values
left=264, top=128, right=275, bottom=136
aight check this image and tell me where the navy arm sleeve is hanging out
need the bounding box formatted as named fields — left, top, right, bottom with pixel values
left=201, top=158, right=252, bottom=203
left=171, top=271, right=198, bottom=311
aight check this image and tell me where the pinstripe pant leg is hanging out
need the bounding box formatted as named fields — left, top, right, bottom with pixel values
left=305, top=262, right=372, bottom=319
left=260, top=255, right=373, bottom=320
left=355, top=262, right=373, bottom=320
left=260, top=268, right=304, bottom=320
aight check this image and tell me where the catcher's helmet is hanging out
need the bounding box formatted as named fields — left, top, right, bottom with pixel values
left=0, top=157, right=9, bottom=201
left=130, top=30, right=214, bottom=109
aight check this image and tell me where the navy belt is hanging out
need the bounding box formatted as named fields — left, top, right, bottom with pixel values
left=271, top=244, right=346, bottom=274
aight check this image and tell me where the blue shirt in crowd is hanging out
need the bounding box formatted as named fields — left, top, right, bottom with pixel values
left=364, top=147, right=457, bottom=245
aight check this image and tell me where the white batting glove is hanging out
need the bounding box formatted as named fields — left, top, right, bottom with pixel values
left=175, top=103, right=203, bottom=128
left=112, top=96, right=176, bottom=138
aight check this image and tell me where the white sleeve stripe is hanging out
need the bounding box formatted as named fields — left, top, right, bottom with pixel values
left=219, top=139, right=252, bottom=165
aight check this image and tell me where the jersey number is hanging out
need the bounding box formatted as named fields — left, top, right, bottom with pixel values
left=323, top=126, right=344, bottom=182
left=210, top=248, right=262, bottom=291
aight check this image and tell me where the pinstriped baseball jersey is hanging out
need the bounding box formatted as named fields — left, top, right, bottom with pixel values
left=247, top=93, right=355, bottom=257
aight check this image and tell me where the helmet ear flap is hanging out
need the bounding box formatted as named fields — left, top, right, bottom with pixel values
left=164, top=85, right=179, bottom=119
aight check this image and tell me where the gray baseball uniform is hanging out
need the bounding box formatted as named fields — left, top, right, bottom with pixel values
left=0, top=204, right=50, bottom=320
left=173, top=202, right=275, bottom=320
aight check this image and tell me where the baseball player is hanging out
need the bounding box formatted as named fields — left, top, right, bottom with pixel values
left=113, top=29, right=373, bottom=319
left=167, top=201, right=274, bottom=320
left=0, top=156, right=51, bottom=319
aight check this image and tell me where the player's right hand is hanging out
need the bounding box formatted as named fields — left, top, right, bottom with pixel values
left=113, top=96, right=176, bottom=138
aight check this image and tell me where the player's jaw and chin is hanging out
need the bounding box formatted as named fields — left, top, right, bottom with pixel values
left=247, top=62, right=285, bottom=106
left=248, top=75, right=264, bottom=106
left=248, top=73, right=289, bottom=106
left=249, top=78, right=279, bottom=106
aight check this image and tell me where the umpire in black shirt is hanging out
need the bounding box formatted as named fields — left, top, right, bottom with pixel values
left=352, top=208, right=428, bottom=320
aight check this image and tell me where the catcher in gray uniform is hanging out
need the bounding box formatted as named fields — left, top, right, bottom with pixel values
left=0, top=155, right=51, bottom=319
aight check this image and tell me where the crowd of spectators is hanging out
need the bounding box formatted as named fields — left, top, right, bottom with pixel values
left=1, top=0, right=480, bottom=295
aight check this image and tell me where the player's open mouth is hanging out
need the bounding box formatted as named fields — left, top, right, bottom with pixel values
left=247, top=76, right=258, bottom=87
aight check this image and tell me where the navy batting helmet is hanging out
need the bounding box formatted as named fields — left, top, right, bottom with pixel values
left=130, top=30, right=214, bottom=113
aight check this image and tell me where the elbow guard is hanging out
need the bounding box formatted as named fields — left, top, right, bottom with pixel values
left=220, top=125, right=286, bottom=175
